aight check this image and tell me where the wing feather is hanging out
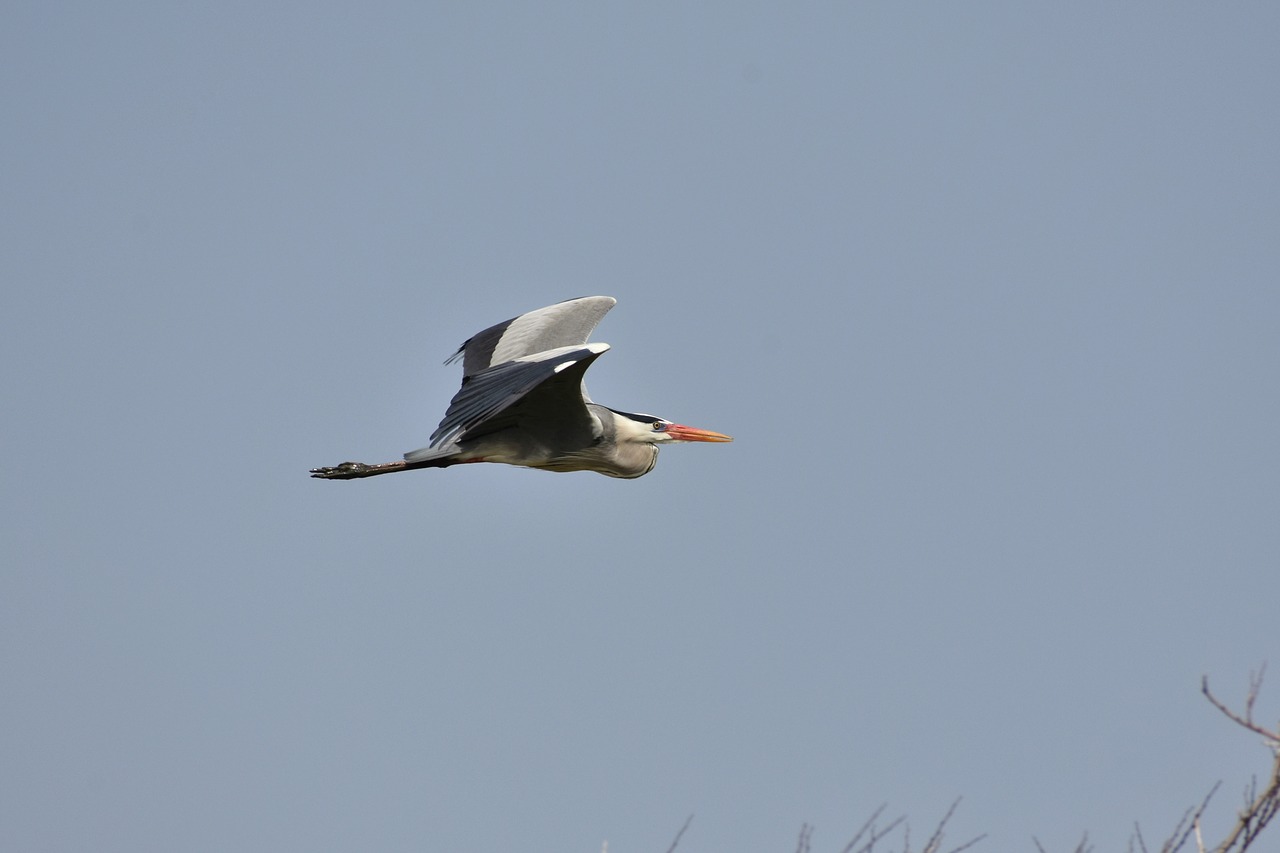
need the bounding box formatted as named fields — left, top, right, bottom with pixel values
left=446, top=296, right=616, bottom=376
left=427, top=343, right=609, bottom=448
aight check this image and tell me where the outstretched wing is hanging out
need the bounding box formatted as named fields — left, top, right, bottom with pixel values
left=446, top=296, right=616, bottom=377
left=420, top=343, right=610, bottom=451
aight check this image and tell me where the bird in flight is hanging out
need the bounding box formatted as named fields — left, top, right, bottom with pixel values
left=310, top=296, right=731, bottom=480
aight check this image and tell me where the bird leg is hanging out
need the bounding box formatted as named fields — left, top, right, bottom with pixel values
left=309, top=460, right=408, bottom=479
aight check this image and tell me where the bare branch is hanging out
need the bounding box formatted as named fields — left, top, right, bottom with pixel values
left=850, top=815, right=905, bottom=853
left=1036, top=831, right=1091, bottom=853
left=1213, top=751, right=1280, bottom=851
left=1201, top=675, right=1280, bottom=743
left=835, top=803, right=887, bottom=853
left=663, top=814, right=693, bottom=853
left=943, top=832, right=987, bottom=853
left=1245, top=665, right=1267, bottom=726
left=837, top=804, right=906, bottom=853
left=1132, top=822, right=1149, bottom=853
left=794, top=823, right=813, bottom=853
left=1153, top=783, right=1218, bottom=853
left=919, top=799, right=955, bottom=853
left=917, top=798, right=985, bottom=853
left=1198, top=669, right=1280, bottom=852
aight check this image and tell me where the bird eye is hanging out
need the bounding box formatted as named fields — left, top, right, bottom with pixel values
left=652, top=421, right=666, bottom=431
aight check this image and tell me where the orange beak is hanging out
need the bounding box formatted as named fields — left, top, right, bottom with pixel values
left=664, top=423, right=734, bottom=443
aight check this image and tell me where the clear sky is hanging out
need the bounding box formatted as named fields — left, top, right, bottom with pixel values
left=3, top=4, right=1278, bottom=852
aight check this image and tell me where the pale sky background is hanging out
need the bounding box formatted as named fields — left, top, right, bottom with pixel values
left=3, top=4, right=1279, bottom=852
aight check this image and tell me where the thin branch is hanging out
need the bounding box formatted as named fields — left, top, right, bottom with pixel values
left=1157, top=783, right=1218, bottom=853
left=837, top=804, right=896, bottom=853
left=919, top=799, right=956, bottom=853
left=1201, top=675, right=1280, bottom=744
left=1214, top=749, right=1280, bottom=851
left=917, top=798, right=985, bottom=853
left=1033, top=831, right=1090, bottom=853
left=794, top=822, right=813, bottom=853
left=842, top=812, right=905, bottom=853
left=663, top=814, right=693, bottom=853
left=1133, top=822, right=1149, bottom=853
left=943, top=832, right=987, bottom=853
left=1198, top=669, right=1280, bottom=852
left=858, top=815, right=905, bottom=853
left=1244, top=665, right=1267, bottom=726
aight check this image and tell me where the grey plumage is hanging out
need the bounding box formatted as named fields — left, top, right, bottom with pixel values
left=445, top=296, right=617, bottom=376
left=310, top=296, right=731, bottom=481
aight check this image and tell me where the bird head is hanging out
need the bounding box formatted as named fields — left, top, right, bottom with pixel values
left=610, top=409, right=733, bottom=446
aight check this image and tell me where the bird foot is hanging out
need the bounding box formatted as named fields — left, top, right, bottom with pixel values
left=310, top=461, right=373, bottom=479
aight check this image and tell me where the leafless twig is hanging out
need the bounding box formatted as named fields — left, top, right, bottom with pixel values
left=802, top=801, right=982, bottom=853
left=1033, top=831, right=1090, bottom=853
left=1132, top=822, right=1148, bottom=853
left=837, top=803, right=904, bottom=853
left=795, top=822, right=813, bottom=853
left=1202, top=668, right=1279, bottom=745
left=920, top=798, right=985, bottom=853
left=1148, top=783, right=1219, bottom=853
left=663, top=814, right=693, bottom=853
left=1197, top=669, right=1280, bottom=852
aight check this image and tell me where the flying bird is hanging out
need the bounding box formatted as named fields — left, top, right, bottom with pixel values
left=310, top=296, right=732, bottom=480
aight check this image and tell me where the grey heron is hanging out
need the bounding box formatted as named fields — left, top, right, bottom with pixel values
left=310, top=296, right=732, bottom=480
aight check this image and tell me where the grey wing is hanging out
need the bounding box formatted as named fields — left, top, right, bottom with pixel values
left=424, top=343, right=611, bottom=449
left=446, top=296, right=616, bottom=377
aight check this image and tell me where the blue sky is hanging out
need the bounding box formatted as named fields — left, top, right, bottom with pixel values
left=3, top=4, right=1278, bottom=852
